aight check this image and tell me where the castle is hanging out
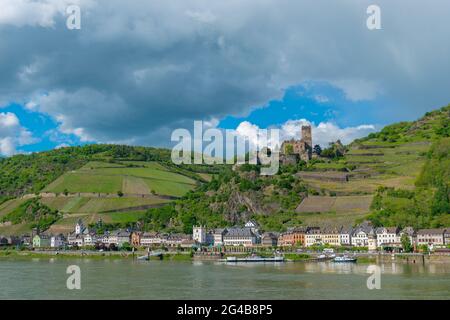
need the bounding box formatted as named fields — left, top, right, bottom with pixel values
left=280, top=125, right=313, bottom=165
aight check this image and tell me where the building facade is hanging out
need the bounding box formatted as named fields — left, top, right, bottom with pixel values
left=223, top=228, right=256, bottom=246
left=416, top=229, right=445, bottom=246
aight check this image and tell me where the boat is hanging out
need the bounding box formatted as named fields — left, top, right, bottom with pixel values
left=333, top=255, right=357, bottom=263
left=225, top=255, right=285, bottom=263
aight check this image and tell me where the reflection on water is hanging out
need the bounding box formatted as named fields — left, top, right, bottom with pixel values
left=0, top=259, right=449, bottom=300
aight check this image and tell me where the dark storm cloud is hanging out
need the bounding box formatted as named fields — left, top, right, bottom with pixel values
left=0, top=0, right=449, bottom=146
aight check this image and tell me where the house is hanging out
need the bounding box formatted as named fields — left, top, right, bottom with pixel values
left=376, top=227, right=400, bottom=248
left=339, top=226, right=353, bottom=246
left=205, top=230, right=215, bottom=246
left=416, top=229, right=446, bottom=247
left=223, top=227, right=257, bottom=246
left=82, top=232, right=97, bottom=247
left=0, top=236, right=9, bottom=246
left=305, top=227, right=322, bottom=247
left=110, top=230, right=131, bottom=247
left=351, top=222, right=374, bottom=247
left=67, top=233, right=83, bottom=247
left=50, top=234, right=66, bottom=248
left=140, top=232, right=167, bottom=247
left=21, top=234, right=32, bottom=246
left=245, top=220, right=260, bottom=234
left=131, top=231, right=142, bottom=247
left=100, top=232, right=111, bottom=246
left=261, top=232, right=278, bottom=247
left=278, top=227, right=307, bottom=246
left=193, top=226, right=207, bottom=244
left=166, top=234, right=194, bottom=247
left=320, top=227, right=341, bottom=247
left=0, top=235, right=21, bottom=246
left=212, top=228, right=227, bottom=246
left=444, top=229, right=450, bottom=245
left=32, top=234, right=51, bottom=248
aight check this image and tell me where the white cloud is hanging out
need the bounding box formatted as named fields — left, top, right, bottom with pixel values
left=232, top=119, right=377, bottom=151
left=0, top=112, right=38, bottom=156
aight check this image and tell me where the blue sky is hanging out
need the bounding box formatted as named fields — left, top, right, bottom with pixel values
left=219, top=82, right=386, bottom=130
left=0, top=103, right=85, bottom=154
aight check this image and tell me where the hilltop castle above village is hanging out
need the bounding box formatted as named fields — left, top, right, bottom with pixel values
left=280, top=125, right=313, bottom=165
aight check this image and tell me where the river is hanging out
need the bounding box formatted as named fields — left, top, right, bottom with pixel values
left=0, top=259, right=449, bottom=299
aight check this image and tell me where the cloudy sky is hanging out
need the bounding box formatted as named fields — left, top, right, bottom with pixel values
left=0, top=0, right=449, bottom=156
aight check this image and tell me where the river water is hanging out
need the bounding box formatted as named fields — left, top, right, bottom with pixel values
left=0, top=259, right=449, bottom=299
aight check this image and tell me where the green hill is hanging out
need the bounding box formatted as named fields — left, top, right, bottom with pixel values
left=0, top=144, right=218, bottom=235
left=0, top=105, right=448, bottom=235
left=134, top=105, right=449, bottom=233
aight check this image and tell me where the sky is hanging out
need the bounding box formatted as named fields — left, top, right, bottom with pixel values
left=0, top=0, right=449, bottom=156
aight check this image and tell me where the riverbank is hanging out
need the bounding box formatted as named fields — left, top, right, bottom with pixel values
left=0, top=249, right=193, bottom=261
left=1, top=249, right=450, bottom=264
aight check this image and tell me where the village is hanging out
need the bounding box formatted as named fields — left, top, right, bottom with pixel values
left=1, top=125, right=449, bottom=255
left=1, top=218, right=449, bottom=255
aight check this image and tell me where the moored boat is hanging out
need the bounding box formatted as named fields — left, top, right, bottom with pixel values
left=333, top=255, right=357, bottom=263
left=225, top=255, right=285, bottom=263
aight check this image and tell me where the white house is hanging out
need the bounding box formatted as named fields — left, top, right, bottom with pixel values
left=213, top=228, right=227, bottom=246
left=351, top=223, right=374, bottom=247
left=140, top=232, right=167, bottom=247
left=304, top=227, right=322, bottom=247
left=67, top=234, right=83, bottom=247
left=82, top=233, right=97, bottom=246
left=50, top=234, right=66, bottom=248
left=339, top=226, right=353, bottom=246
left=376, top=227, right=400, bottom=248
left=416, top=229, right=446, bottom=247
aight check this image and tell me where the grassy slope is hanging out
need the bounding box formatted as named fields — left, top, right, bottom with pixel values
left=0, top=159, right=199, bottom=235
left=293, top=105, right=449, bottom=227
left=44, top=161, right=196, bottom=197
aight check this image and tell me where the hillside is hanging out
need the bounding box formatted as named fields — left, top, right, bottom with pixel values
left=0, top=105, right=448, bottom=235
left=135, top=105, right=449, bottom=233
left=0, top=144, right=218, bottom=235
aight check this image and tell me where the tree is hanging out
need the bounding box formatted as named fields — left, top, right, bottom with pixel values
left=285, top=144, right=294, bottom=154
left=121, top=242, right=132, bottom=251
left=313, top=144, right=322, bottom=155
left=431, top=182, right=450, bottom=215
left=117, top=190, right=124, bottom=197
left=400, top=234, right=412, bottom=252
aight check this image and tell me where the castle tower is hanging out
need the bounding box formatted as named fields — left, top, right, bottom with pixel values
left=193, top=225, right=206, bottom=244
left=301, top=125, right=312, bottom=148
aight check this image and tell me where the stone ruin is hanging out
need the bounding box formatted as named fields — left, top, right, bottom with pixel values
left=280, top=125, right=313, bottom=165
